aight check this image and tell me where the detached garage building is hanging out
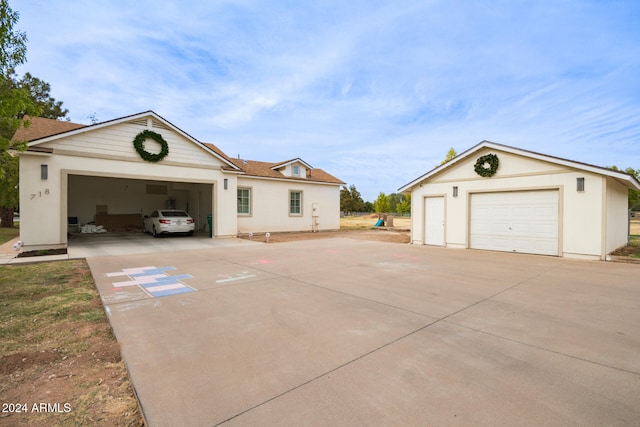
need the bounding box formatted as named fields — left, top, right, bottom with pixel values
left=15, top=111, right=343, bottom=250
left=399, top=141, right=640, bottom=260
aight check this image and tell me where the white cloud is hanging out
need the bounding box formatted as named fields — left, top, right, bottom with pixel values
left=13, top=0, right=640, bottom=201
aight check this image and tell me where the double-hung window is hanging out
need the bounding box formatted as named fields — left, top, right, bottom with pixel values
left=289, top=190, right=302, bottom=215
left=237, top=188, right=251, bottom=215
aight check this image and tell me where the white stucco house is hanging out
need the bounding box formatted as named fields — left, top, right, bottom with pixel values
left=399, top=141, right=640, bottom=260
left=14, top=111, right=343, bottom=250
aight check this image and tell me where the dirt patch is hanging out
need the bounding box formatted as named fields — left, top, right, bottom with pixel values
left=1, top=325, right=142, bottom=427
left=17, top=248, right=68, bottom=258
left=239, top=228, right=410, bottom=244
left=0, top=260, right=143, bottom=427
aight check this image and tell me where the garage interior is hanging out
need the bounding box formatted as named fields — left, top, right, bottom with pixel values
left=67, top=174, right=213, bottom=235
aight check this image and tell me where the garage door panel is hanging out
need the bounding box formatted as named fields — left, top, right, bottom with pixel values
left=490, top=222, right=510, bottom=233
left=473, top=236, right=511, bottom=251
left=470, top=190, right=559, bottom=256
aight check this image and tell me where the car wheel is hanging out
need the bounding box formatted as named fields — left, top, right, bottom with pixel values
left=152, top=226, right=158, bottom=238
left=187, top=231, right=194, bottom=236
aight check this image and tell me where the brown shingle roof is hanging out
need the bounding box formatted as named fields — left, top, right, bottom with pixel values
left=14, top=118, right=343, bottom=185
left=12, top=117, right=86, bottom=142
left=228, top=157, right=344, bottom=184
left=203, top=143, right=342, bottom=184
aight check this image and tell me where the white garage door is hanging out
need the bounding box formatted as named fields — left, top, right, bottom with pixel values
left=470, top=190, right=559, bottom=256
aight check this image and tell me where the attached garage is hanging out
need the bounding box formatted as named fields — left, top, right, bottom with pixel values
left=67, top=175, right=213, bottom=234
left=16, top=112, right=242, bottom=250
left=400, top=141, right=640, bottom=260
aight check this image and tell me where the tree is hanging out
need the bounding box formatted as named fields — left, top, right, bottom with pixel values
left=0, top=2, right=69, bottom=227
left=610, top=166, right=640, bottom=208
left=387, top=193, right=403, bottom=213
left=16, top=73, right=69, bottom=119
left=0, top=0, right=36, bottom=158
left=363, top=201, right=373, bottom=212
left=0, top=0, right=31, bottom=227
left=0, top=0, right=27, bottom=75
left=0, top=154, right=18, bottom=226
left=441, top=147, right=457, bottom=165
left=373, top=192, right=390, bottom=213
left=396, top=194, right=411, bottom=214
left=340, top=184, right=365, bottom=214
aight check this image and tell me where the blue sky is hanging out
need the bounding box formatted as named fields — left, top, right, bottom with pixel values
left=15, top=1, right=640, bottom=201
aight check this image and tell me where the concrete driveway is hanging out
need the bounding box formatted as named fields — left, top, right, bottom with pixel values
left=85, top=238, right=640, bottom=426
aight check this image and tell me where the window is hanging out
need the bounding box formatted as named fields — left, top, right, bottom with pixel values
left=237, top=188, right=251, bottom=215
left=289, top=191, right=302, bottom=215
left=293, top=165, right=300, bottom=176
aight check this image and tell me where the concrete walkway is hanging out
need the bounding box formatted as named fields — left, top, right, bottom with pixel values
left=85, top=238, right=640, bottom=426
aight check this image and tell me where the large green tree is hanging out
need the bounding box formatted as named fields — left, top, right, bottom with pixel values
left=16, top=72, right=69, bottom=119
left=0, top=0, right=26, bottom=74
left=0, top=0, right=31, bottom=227
left=373, top=192, right=390, bottom=213
left=396, top=194, right=411, bottom=214
left=340, top=184, right=365, bottom=214
left=0, top=1, right=68, bottom=227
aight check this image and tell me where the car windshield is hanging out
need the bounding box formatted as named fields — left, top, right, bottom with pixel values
left=161, top=211, right=189, bottom=217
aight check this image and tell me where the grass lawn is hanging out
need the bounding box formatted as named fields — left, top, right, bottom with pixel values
left=0, top=260, right=142, bottom=426
left=0, top=224, right=19, bottom=245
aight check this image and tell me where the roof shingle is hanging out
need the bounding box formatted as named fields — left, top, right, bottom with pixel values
left=12, top=117, right=86, bottom=142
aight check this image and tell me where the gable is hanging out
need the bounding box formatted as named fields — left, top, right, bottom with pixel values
left=272, top=159, right=310, bottom=178
left=26, top=114, right=236, bottom=169
left=400, top=141, right=640, bottom=192
left=430, top=147, right=570, bottom=183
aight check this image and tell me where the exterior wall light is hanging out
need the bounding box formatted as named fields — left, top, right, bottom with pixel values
left=453, top=186, right=458, bottom=197
left=577, top=177, right=585, bottom=192
left=41, top=164, right=48, bottom=180
left=224, top=178, right=228, bottom=190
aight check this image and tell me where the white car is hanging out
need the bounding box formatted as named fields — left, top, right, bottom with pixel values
left=143, top=210, right=195, bottom=237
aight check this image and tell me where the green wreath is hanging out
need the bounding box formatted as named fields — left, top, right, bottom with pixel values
left=474, top=154, right=499, bottom=177
left=133, top=130, right=169, bottom=162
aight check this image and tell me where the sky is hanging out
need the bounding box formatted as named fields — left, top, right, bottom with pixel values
left=13, top=0, right=640, bottom=202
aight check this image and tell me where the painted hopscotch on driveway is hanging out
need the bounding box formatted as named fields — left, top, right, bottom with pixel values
left=106, top=266, right=195, bottom=298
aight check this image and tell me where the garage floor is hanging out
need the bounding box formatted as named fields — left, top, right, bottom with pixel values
left=85, top=238, right=640, bottom=426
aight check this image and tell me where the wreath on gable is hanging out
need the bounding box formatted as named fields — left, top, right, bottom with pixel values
left=474, top=154, right=499, bottom=177
left=133, top=130, right=169, bottom=162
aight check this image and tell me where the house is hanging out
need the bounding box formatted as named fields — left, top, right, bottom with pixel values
left=398, top=141, right=640, bottom=260
left=14, top=111, right=343, bottom=250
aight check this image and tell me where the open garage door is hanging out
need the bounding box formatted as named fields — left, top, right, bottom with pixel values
left=470, top=190, right=559, bottom=256
left=67, top=175, right=213, bottom=235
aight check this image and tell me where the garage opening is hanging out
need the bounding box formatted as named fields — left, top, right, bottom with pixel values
left=67, top=174, right=213, bottom=236
left=469, top=189, right=559, bottom=256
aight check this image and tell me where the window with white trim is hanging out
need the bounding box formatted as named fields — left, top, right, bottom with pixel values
left=293, top=165, right=300, bottom=176
left=237, top=188, right=251, bottom=215
left=289, top=190, right=302, bottom=215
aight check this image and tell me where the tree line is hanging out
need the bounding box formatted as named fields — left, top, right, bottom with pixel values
left=340, top=184, right=411, bottom=215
